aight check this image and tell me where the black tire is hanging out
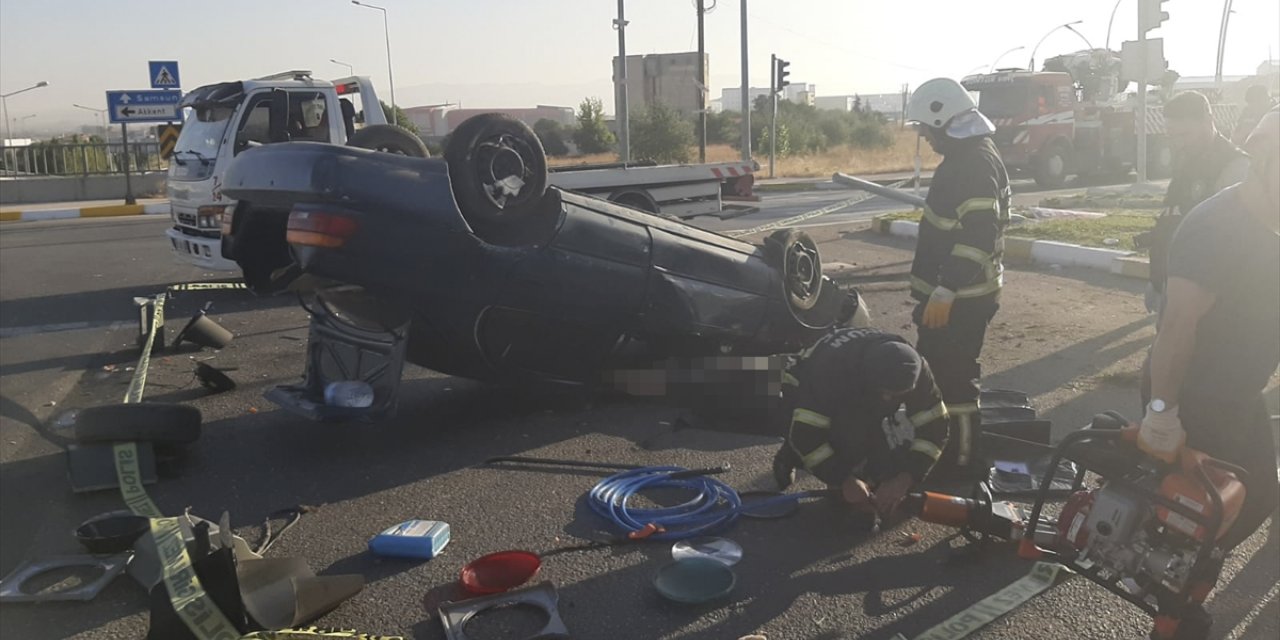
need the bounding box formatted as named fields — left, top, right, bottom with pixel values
left=764, top=229, right=823, bottom=312
left=444, top=113, right=549, bottom=229
left=73, top=403, right=202, bottom=445
left=1033, top=142, right=1070, bottom=189
left=609, top=190, right=659, bottom=213
left=347, top=124, right=429, bottom=157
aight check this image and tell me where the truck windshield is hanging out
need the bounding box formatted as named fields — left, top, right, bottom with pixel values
left=169, top=106, right=232, bottom=181
left=977, top=87, right=1031, bottom=119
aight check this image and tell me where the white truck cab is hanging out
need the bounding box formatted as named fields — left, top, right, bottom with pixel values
left=166, top=71, right=387, bottom=270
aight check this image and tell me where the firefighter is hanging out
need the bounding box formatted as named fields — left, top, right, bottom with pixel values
left=772, top=328, right=949, bottom=518
left=903, top=77, right=1010, bottom=478
left=1142, top=91, right=1250, bottom=313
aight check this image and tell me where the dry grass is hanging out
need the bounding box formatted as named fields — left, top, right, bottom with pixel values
left=546, top=129, right=938, bottom=178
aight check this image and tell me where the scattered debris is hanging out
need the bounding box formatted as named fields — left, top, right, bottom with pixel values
left=900, top=532, right=923, bottom=547
left=439, top=582, right=568, bottom=640
left=368, top=520, right=451, bottom=560
left=195, top=362, right=237, bottom=393
left=0, top=553, right=131, bottom=603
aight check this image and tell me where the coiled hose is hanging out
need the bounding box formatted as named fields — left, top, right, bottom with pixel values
left=587, top=466, right=827, bottom=541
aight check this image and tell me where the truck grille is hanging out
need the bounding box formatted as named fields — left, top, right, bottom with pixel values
left=177, top=212, right=198, bottom=226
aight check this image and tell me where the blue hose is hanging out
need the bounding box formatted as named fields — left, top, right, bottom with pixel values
left=587, top=466, right=824, bottom=541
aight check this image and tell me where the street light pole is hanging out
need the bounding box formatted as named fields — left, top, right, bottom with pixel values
left=614, top=0, right=630, bottom=163
left=739, top=0, right=750, bottom=162
left=1028, top=21, right=1084, bottom=71
left=1106, top=0, right=1125, bottom=51
left=15, top=114, right=36, bottom=139
left=352, top=1, right=395, bottom=110
left=73, top=103, right=109, bottom=138
left=330, top=58, right=355, bottom=76
left=1, top=81, right=49, bottom=147
left=1215, top=0, right=1235, bottom=89
left=988, top=46, right=1025, bottom=73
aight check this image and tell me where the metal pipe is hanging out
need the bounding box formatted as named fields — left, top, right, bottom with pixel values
left=1215, top=0, right=1235, bottom=90
left=832, top=172, right=927, bottom=207
left=1105, top=0, right=1125, bottom=51
left=1136, top=4, right=1148, bottom=183
left=739, top=0, right=751, bottom=162
left=697, top=0, right=707, bottom=164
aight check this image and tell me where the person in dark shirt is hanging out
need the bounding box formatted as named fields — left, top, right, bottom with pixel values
left=772, top=329, right=949, bottom=518
left=1231, top=85, right=1276, bottom=146
left=1140, top=108, right=1279, bottom=551
left=1143, top=91, right=1250, bottom=313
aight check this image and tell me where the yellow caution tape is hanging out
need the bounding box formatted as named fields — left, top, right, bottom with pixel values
left=107, top=282, right=396, bottom=640
left=890, top=562, right=1065, bottom=640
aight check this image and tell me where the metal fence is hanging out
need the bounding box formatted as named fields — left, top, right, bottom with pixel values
left=0, top=142, right=167, bottom=178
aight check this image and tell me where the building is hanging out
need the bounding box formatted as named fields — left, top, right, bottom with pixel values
left=815, top=92, right=907, bottom=121
left=402, top=104, right=576, bottom=139
left=613, top=52, right=709, bottom=116
left=719, top=83, right=814, bottom=112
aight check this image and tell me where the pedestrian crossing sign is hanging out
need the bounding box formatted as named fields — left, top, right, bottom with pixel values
left=148, top=61, right=181, bottom=89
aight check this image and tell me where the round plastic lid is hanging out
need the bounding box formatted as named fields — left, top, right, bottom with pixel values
left=671, top=537, right=743, bottom=566
left=459, top=550, right=542, bottom=595
left=654, top=557, right=736, bottom=604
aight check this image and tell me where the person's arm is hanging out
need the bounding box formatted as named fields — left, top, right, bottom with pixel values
left=785, top=406, right=857, bottom=486
left=873, top=362, right=948, bottom=514
left=938, top=165, right=1003, bottom=292
left=1149, top=276, right=1217, bottom=404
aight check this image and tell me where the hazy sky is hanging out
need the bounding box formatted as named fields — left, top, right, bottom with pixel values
left=2, top=0, right=1277, bottom=132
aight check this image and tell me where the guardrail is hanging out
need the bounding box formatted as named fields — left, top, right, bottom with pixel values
left=0, top=142, right=167, bottom=178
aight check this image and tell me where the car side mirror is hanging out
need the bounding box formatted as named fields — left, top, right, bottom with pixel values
left=268, top=89, right=290, bottom=143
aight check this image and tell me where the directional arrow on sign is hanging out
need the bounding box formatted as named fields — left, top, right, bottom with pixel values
left=122, top=107, right=135, bottom=116
left=120, top=93, right=132, bottom=104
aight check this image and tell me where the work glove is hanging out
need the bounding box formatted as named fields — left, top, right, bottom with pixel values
left=1138, top=404, right=1185, bottom=464
left=841, top=476, right=875, bottom=511
left=921, top=286, right=955, bottom=329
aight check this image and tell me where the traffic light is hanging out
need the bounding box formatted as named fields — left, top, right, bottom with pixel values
left=776, top=58, right=791, bottom=93
left=1138, top=0, right=1169, bottom=35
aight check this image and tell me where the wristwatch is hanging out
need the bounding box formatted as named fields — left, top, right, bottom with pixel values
left=1149, top=399, right=1169, bottom=413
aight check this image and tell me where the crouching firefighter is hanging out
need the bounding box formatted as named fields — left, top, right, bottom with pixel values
left=772, top=328, right=949, bottom=518
left=905, top=77, right=1010, bottom=479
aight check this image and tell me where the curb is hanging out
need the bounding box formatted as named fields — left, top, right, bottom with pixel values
left=0, top=202, right=169, bottom=223
left=871, top=217, right=1149, bottom=280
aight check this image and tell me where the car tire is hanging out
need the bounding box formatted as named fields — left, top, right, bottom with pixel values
left=1033, top=142, right=1070, bottom=189
left=764, top=229, right=823, bottom=312
left=73, top=403, right=202, bottom=445
left=609, top=190, right=659, bottom=214
left=445, top=113, right=549, bottom=230
left=346, top=124, right=429, bottom=157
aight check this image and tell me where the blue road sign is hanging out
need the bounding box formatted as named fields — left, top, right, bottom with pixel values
left=106, top=90, right=182, bottom=124
left=149, top=61, right=181, bottom=89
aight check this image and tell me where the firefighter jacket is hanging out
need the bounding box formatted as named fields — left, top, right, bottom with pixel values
left=910, top=136, right=1010, bottom=303
left=782, top=329, right=949, bottom=486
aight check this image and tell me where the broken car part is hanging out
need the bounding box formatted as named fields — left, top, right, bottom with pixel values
left=438, top=581, right=568, bottom=640
left=67, top=441, right=158, bottom=494
left=76, top=510, right=151, bottom=555
left=0, top=553, right=130, bottom=603
left=195, top=362, right=237, bottom=393
left=831, top=172, right=928, bottom=208
left=653, top=557, right=737, bottom=604
left=671, top=537, right=743, bottom=566
left=173, top=308, right=234, bottom=350
left=71, top=402, right=202, bottom=445
left=460, top=550, right=542, bottom=595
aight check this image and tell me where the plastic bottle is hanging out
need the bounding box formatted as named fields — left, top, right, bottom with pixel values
left=324, top=381, right=375, bottom=408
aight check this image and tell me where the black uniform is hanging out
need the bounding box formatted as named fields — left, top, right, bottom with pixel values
left=1147, top=133, right=1249, bottom=296
left=776, top=329, right=949, bottom=487
left=909, top=135, right=1009, bottom=472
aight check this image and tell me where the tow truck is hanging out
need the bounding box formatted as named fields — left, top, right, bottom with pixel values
left=962, top=50, right=1239, bottom=188
left=165, top=71, right=759, bottom=272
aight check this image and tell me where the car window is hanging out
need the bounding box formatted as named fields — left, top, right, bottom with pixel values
left=289, top=92, right=330, bottom=143
left=235, top=95, right=272, bottom=154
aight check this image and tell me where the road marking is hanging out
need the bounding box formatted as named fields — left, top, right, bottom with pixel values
left=0, top=320, right=128, bottom=339
left=1223, top=582, right=1278, bottom=640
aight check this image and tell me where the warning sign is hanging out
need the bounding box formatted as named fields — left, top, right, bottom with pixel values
left=148, top=60, right=181, bottom=89
left=158, top=124, right=182, bottom=159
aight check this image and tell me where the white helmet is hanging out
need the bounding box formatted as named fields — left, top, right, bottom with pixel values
left=907, top=77, right=978, bottom=129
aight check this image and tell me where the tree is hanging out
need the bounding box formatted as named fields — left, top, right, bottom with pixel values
left=630, top=102, right=694, bottom=164
left=380, top=101, right=419, bottom=134
left=533, top=118, right=571, bottom=156
left=573, top=97, right=615, bottom=154
left=700, top=110, right=739, bottom=145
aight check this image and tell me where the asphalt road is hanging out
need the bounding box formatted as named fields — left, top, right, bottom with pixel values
left=0, top=206, right=1275, bottom=640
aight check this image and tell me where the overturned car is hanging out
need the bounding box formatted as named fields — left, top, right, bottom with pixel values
left=221, top=114, right=868, bottom=420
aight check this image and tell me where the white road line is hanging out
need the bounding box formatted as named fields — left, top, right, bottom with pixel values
left=1223, top=582, right=1278, bottom=640
left=0, top=320, right=129, bottom=339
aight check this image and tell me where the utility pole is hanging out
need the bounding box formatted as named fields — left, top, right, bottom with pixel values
left=696, top=0, right=707, bottom=163
left=769, top=54, right=776, bottom=177
left=739, top=0, right=750, bottom=162
left=615, top=0, right=630, bottom=163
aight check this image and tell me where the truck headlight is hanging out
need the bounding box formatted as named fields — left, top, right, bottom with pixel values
left=197, top=205, right=228, bottom=230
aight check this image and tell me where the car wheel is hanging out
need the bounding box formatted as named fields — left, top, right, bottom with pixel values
left=1033, top=142, right=1069, bottom=189
left=72, top=403, right=202, bottom=445
left=609, top=190, right=659, bottom=213
left=445, top=113, right=549, bottom=230
left=765, top=229, right=823, bottom=312
left=347, top=124, right=429, bottom=157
